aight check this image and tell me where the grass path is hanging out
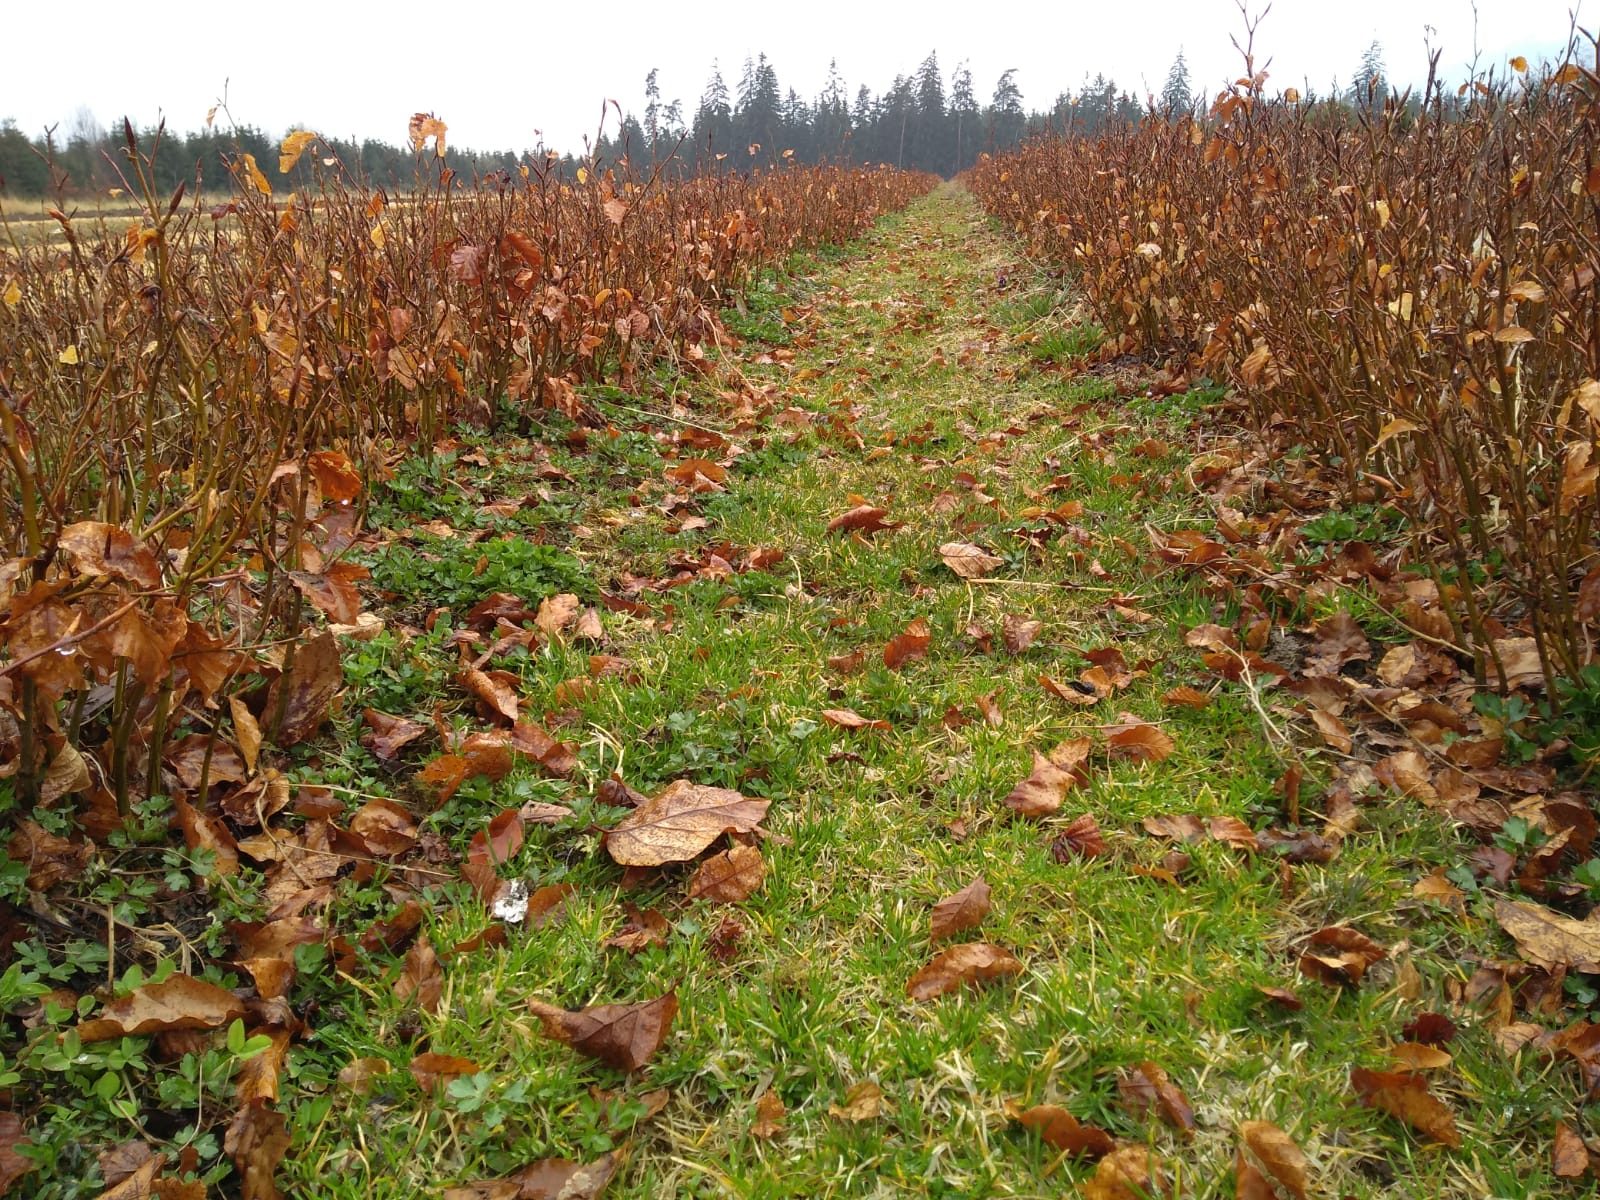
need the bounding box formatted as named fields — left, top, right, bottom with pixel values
left=297, top=186, right=1563, bottom=1199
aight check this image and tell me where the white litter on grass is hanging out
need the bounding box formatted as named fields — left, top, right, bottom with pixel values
left=491, top=878, right=530, bottom=924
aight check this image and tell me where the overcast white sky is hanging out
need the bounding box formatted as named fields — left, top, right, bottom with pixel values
left=1, top=0, right=1586, bottom=153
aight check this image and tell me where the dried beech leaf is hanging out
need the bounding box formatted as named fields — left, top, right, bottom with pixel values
left=751, top=1091, right=787, bottom=1139
left=78, top=974, right=247, bottom=1043
left=1004, top=1100, right=1114, bottom=1159
left=604, top=781, right=770, bottom=867
left=529, top=991, right=678, bottom=1071
left=1495, top=898, right=1600, bottom=972
left=1239, top=1119, right=1310, bottom=1200
left=1350, top=1067, right=1460, bottom=1147
left=1118, top=1061, right=1195, bottom=1136
left=1005, top=751, right=1078, bottom=818
left=1084, top=1146, right=1173, bottom=1200
left=930, top=876, right=991, bottom=941
left=687, top=844, right=766, bottom=902
left=906, top=942, right=1023, bottom=1001
left=828, top=1080, right=884, bottom=1121
left=939, top=541, right=1004, bottom=578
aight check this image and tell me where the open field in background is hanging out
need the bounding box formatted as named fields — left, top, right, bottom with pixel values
left=4, top=43, right=1600, bottom=1200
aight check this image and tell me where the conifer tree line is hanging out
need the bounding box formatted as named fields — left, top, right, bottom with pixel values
left=0, top=43, right=1405, bottom=199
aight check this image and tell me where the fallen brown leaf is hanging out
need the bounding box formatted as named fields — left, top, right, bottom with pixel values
left=1005, top=751, right=1079, bottom=818
left=1118, top=1061, right=1195, bottom=1136
left=0, top=1114, right=34, bottom=1195
left=1553, top=1121, right=1591, bottom=1179
left=939, top=541, right=1004, bottom=578
left=1107, top=720, right=1175, bottom=763
left=828, top=1080, right=884, bottom=1121
left=751, top=1091, right=786, bottom=1139
left=443, top=1152, right=619, bottom=1200
left=1002, top=613, right=1042, bottom=654
left=820, top=707, right=891, bottom=731
left=906, top=942, right=1023, bottom=1001
left=1003, top=1100, right=1114, bottom=1159
left=687, top=844, right=766, bottom=902
left=529, top=991, right=678, bottom=1071
left=395, top=934, right=442, bottom=1014
left=827, top=505, right=900, bottom=535
left=1298, top=926, right=1387, bottom=987
left=604, top=905, right=671, bottom=954
left=604, top=781, right=770, bottom=867
left=1495, top=898, right=1600, bottom=972
left=224, top=1101, right=291, bottom=1200
left=409, top=1052, right=480, bottom=1091
left=884, top=617, right=932, bottom=669
left=930, top=876, right=992, bottom=941
left=1350, top=1067, right=1460, bottom=1147
left=1052, top=813, right=1109, bottom=859
left=1083, top=1146, right=1173, bottom=1200
left=1239, top=1119, right=1310, bottom=1200
left=78, top=974, right=247, bottom=1043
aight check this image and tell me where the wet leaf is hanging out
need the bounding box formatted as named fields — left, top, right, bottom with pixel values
left=529, top=991, right=677, bottom=1071
left=906, top=942, right=1023, bottom=1001
left=1495, top=898, right=1600, bottom=972
left=939, top=541, right=1003, bottom=578
left=687, top=844, right=766, bottom=902
left=234, top=1026, right=292, bottom=1104
left=1118, top=1061, right=1195, bottom=1136
left=1003, top=1100, right=1114, bottom=1159
left=223, top=1101, right=291, bottom=1200
left=468, top=807, right=525, bottom=867
left=264, top=631, right=341, bottom=745
left=1349, top=1067, right=1460, bottom=1147
left=1239, top=1119, right=1310, bottom=1199
left=930, top=876, right=991, bottom=941
left=604, top=781, right=770, bottom=867
left=307, top=449, right=361, bottom=502
left=78, top=974, right=246, bottom=1042
left=751, top=1091, right=786, bottom=1139
left=828, top=1080, right=884, bottom=1121
left=57, top=521, right=162, bottom=588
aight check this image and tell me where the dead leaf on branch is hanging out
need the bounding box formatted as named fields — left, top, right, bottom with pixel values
left=906, top=942, right=1023, bottom=1001
left=930, top=876, right=991, bottom=941
left=604, top=781, right=770, bottom=867
left=529, top=991, right=677, bottom=1071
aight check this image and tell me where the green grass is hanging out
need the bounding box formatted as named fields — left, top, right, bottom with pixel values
left=4, top=188, right=1579, bottom=1200
left=278, top=189, right=1572, bottom=1197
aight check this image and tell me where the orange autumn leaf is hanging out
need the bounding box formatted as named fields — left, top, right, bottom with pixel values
left=1349, top=1067, right=1460, bottom=1147
left=529, top=991, right=678, bottom=1071
left=906, top=942, right=1023, bottom=1001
